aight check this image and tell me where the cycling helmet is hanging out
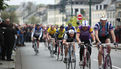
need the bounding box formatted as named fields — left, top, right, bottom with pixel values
left=100, top=15, right=107, bottom=20
left=60, top=25, right=64, bottom=28
left=68, top=23, right=72, bottom=26
left=82, top=20, right=89, bottom=27
left=69, top=29, right=74, bottom=34
left=36, top=24, right=40, bottom=27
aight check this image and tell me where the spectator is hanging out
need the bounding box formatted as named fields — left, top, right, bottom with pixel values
left=1, top=18, right=15, bottom=61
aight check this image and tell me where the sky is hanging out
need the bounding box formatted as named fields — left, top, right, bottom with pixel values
left=5, top=0, right=55, bottom=5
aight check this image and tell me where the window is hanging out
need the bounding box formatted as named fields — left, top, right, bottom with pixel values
left=75, top=9, right=78, bottom=15
left=104, top=5, right=107, bottom=8
left=100, top=5, right=102, bottom=10
left=118, top=12, right=121, bottom=17
left=96, top=5, right=98, bottom=10
left=119, top=4, right=121, bottom=7
left=76, top=2, right=79, bottom=4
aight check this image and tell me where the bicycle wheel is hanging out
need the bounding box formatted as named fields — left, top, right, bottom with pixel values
left=61, top=45, right=64, bottom=61
left=34, top=41, right=38, bottom=55
left=103, top=54, right=112, bottom=69
left=50, top=42, right=54, bottom=57
left=57, top=45, right=60, bottom=61
left=71, top=61, right=76, bottom=69
left=66, top=62, right=70, bottom=69
left=86, top=52, right=91, bottom=69
left=82, top=56, right=86, bottom=69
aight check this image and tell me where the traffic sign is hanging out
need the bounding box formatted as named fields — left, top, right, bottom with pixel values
left=77, top=14, right=83, bottom=20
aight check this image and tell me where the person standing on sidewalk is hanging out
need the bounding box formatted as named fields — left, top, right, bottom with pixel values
left=1, top=18, right=15, bottom=61
left=0, top=18, right=4, bottom=65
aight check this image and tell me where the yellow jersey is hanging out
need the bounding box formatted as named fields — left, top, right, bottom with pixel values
left=47, top=27, right=56, bottom=35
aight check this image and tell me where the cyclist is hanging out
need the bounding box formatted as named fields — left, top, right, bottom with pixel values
left=31, top=24, right=42, bottom=51
left=54, top=25, right=65, bottom=54
left=76, top=20, right=96, bottom=65
left=63, top=29, right=76, bottom=63
left=47, top=25, right=56, bottom=51
left=65, top=23, right=75, bottom=32
left=94, top=16, right=117, bottom=69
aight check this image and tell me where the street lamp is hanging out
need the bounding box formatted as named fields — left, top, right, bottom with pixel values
left=89, top=0, right=92, bottom=26
left=70, top=0, right=73, bottom=17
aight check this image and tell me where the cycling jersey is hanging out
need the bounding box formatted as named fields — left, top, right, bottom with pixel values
left=94, top=22, right=113, bottom=43
left=77, top=26, right=93, bottom=43
left=47, top=27, right=56, bottom=35
left=65, top=26, right=75, bottom=32
left=56, top=28, right=65, bottom=39
left=64, top=32, right=76, bottom=42
left=31, top=27, right=42, bottom=39
left=94, top=22, right=113, bottom=37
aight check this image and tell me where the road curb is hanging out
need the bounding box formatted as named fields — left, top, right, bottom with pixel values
left=15, top=47, right=22, bottom=69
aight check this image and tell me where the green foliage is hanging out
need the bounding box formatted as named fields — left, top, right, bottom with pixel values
left=1, top=11, right=19, bottom=23
left=0, top=0, right=9, bottom=10
left=66, top=16, right=85, bottom=27
left=27, top=16, right=40, bottom=24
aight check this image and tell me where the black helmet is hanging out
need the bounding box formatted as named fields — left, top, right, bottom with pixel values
left=68, top=23, right=72, bottom=26
left=60, top=25, right=64, bottom=28
left=36, top=24, right=40, bottom=27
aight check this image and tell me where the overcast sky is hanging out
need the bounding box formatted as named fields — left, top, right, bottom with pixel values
left=5, top=0, right=55, bottom=5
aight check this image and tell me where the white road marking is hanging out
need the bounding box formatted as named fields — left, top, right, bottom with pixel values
left=93, top=59, right=121, bottom=69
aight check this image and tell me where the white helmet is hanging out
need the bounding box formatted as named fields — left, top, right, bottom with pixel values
left=82, top=20, right=89, bottom=27
left=68, top=29, right=74, bottom=34
left=100, top=15, right=107, bottom=20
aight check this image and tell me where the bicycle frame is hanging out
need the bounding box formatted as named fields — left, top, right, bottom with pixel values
left=101, top=43, right=112, bottom=69
left=57, top=40, right=63, bottom=61
left=33, top=38, right=38, bottom=55
left=66, top=42, right=76, bottom=69
left=49, top=38, right=55, bottom=57
left=79, top=43, right=91, bottom=69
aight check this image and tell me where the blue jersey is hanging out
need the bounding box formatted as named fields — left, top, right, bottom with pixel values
left=94, top=22, right=113, bottom=37
left=65, top=26, right=75, bottom=31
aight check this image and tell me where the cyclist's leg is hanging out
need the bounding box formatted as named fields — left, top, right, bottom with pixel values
left=105, top=38, right=111, bottom=54
left=63, top=42, right=68, bottom=62
left=98, top=45, right=103, bottom=68
left=72, top=42, right=75, bottom=57
left=87, top=46, right=92, bottom=56
left=37, top=40, right=39, bottom=48
left=79, top=45, right=84, bottom=64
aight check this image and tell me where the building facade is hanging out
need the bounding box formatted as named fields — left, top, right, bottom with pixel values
left=115, top=0, right=121, bottom=26
left=47, top=5, right=66, bottom=25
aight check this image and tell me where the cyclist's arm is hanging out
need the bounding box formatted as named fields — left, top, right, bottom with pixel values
left=110, top=30, right=116, bottom=43
left=38, top=28, right=43, bottom=40
left=89, top=28, right=95, bottom=42
left=76, top=33, right=81, bottom=43
left=63, top=34, right=67, bottom=45
left=31, top=28, right=35, bottom=38
left=95, top=30, right=101, bottom=43
left=76, top=28, right=81, bottom=43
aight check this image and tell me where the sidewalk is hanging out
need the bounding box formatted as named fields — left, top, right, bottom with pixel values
left=0, top=51, right=16, bottom=69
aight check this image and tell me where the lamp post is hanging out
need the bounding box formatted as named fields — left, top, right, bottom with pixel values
left=54, top=0, right=56, bottom=24
left=70, top=0, right=73, bottom=17
left=89, top=0, right=92, bottom=26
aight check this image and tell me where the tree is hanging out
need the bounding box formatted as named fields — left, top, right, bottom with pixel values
left=1, top=11, right=19, bottom=23
left=0, top=0, right=9, bottom=10
left=27, top=16, right=40, bottom=24
left=67, top=16, right=85, bottom=27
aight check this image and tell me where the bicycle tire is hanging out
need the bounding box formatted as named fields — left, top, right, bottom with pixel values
left=103, top=54, right=112, bottom=69
left=57, top=45, right=60, bottom=60
left=61, top=45, right=64, bottom=61
left=83, top=56, right=86, bottom=69
left=86, top=52, right=91, bottom=69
